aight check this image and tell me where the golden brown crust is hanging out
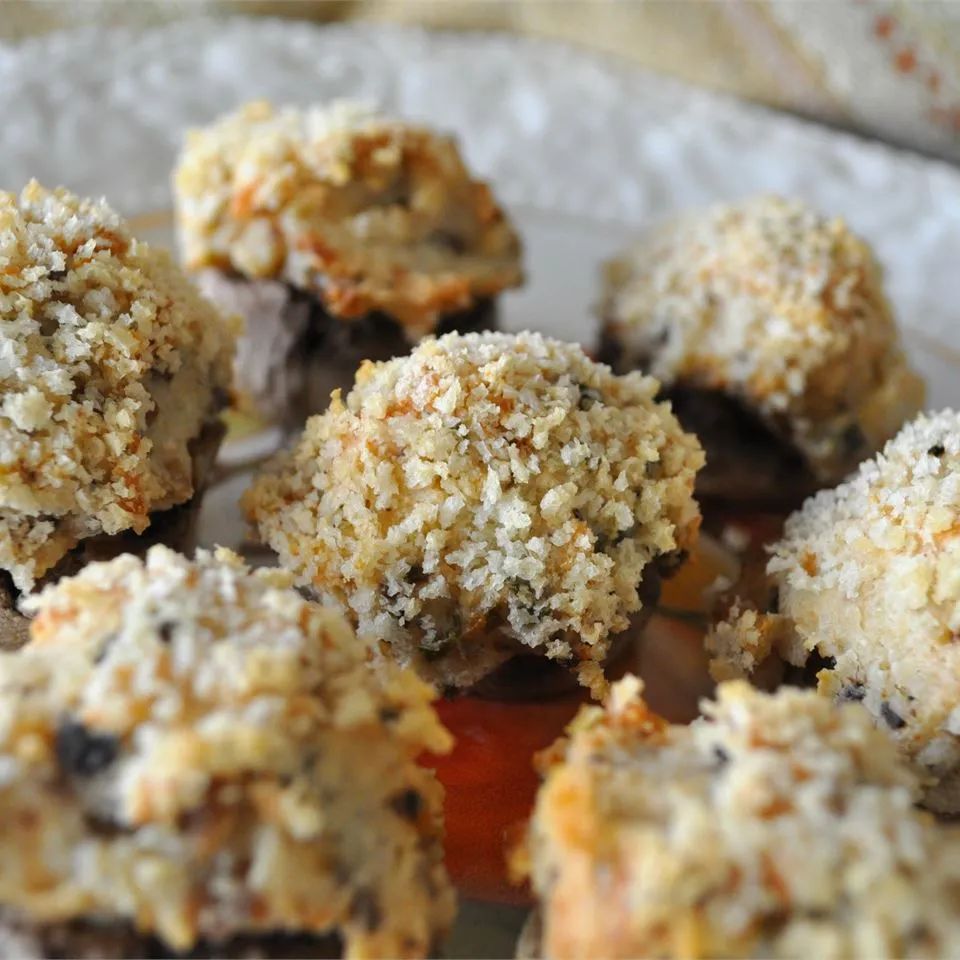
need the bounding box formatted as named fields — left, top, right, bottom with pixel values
left=600, top=195, right=924, bottom=484
left=1, top=547, right=454, bottom=957
left=244, top=331, right=703, bottom=697
left=174, top=101, right=523, bottom=334
left=0, top=182, right=236, bottom=591
left=709, top=410, right=960, bottom=812
left=520, top=678, right=960, bottom=959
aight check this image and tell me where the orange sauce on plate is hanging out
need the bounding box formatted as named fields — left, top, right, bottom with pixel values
left=424, top=521, right=770, bottom=903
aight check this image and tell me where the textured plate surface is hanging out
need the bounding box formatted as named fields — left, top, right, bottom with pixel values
left=4, top=17, right=960, bottom=958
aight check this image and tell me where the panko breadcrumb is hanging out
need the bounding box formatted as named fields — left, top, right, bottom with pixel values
left=709, top=410, right=960, bottom=812
left=518, top=677, right=960, bottom=959
left=599, top=195, right=924, bottom=490
left=174, top=100, right=523, bottom=334
left=0, top=182, right=235, bottom=593
left=0, top=546, right=453, bottom=958
left=244, top=331, right=703, bottom=697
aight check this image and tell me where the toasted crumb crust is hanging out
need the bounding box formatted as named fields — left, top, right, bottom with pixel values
left=520, top=678, right=960, bottom=959
left=600, top=195, right=924, bottom=482
left=0, top=182, right=236, bottom=592
left=174, top=101, right=523, bottom=334
left=244, top=331, right=703, bottom=697
left=709, top=410, right=960, bottom=811
left=0, top=547, right=454, bottom=958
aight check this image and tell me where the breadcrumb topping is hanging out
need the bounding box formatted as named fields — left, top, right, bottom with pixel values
left=244, top=331, right=703, bottom=695
left=711, top=410, right=960, bottom=811
left=174, top=100, right=523, bottom=333
left=600, top=195, right=924, bottom=481
left=0, top=546, right=453, bottom=956
left=522, top=677, right=960, bottom=959
left=0, top=182, right=236, bottom=592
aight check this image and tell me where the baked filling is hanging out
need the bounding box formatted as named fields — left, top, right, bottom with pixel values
left=44, top=417, right=223, bottom=575
left=198, top=269, right=497, bottom=423
left=664, top=386, right=819, bottom=503
left=0, top=183, right=235, bottom=596
left=1, top=548, right=455, bottom=958
left=175, top=102, right=523, bottom=332
left=599, top=332, right=821, bottom=504
left=0, top=417, right=224, bottom=648
left=244, top=332, right=704, bottom=702
left=596, top=196, right=924, bottom=501
left=517, top=679, right=960, bottom=959
left=706, top=411, right=960, bottom=813
left=465, top=558, right=670, bottom=701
